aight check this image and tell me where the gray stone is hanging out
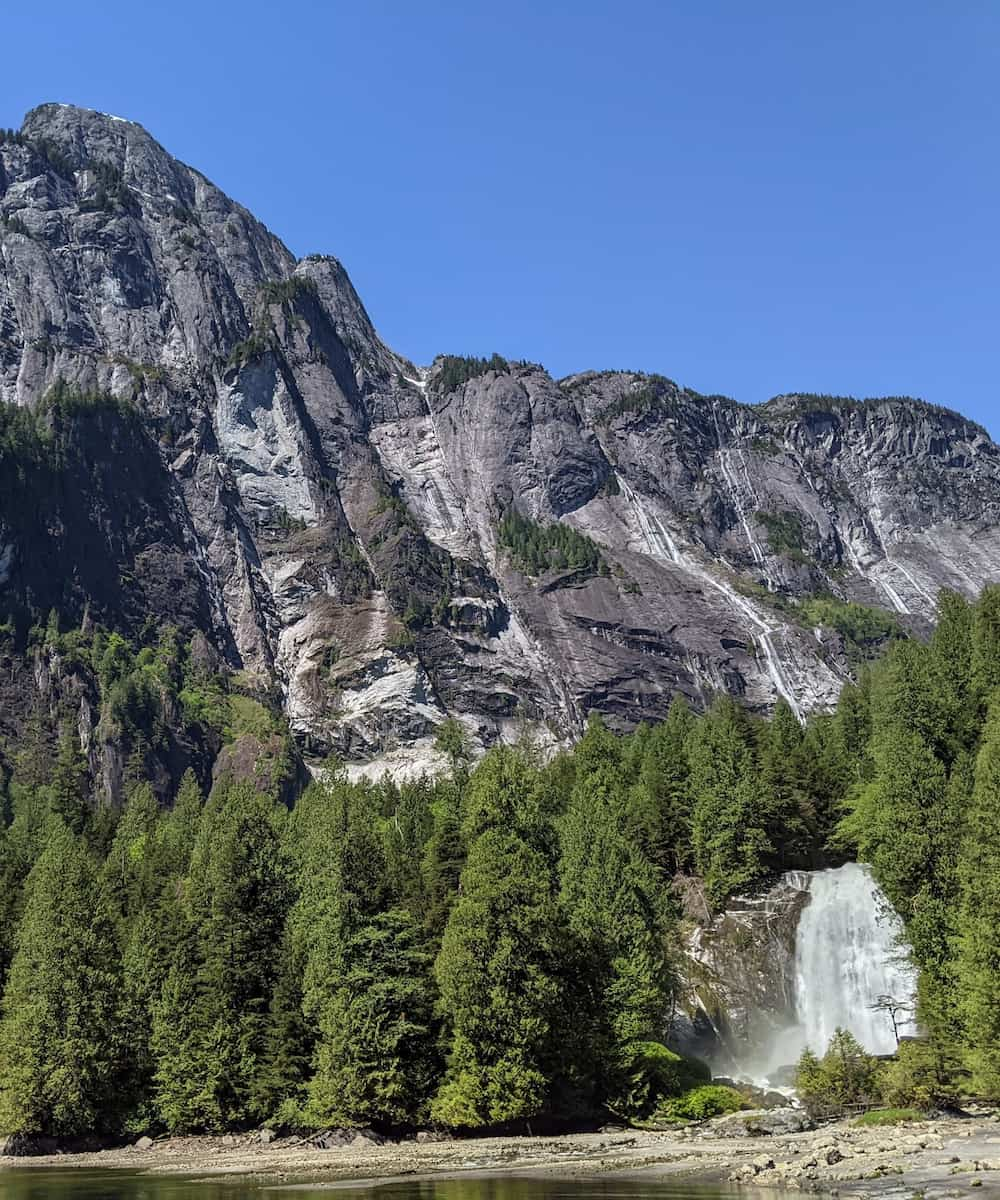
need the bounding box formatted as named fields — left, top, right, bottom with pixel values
left=0, top=1134, right=59, bottom=1156
left=1, top=101, right=998, bottom=805
left=710, top=1107, right=814, bottom=1137
left=133, top=1136, right=155, bottom=1151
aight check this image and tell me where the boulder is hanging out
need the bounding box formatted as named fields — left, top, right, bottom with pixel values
left=0, top=1134, right=59, bottom=1156
left=133, top=1135, right=155, bottom=1151
left=313, top=1129, right=355, bottom=1149
left=710, top=1107, right=814, bottom=1138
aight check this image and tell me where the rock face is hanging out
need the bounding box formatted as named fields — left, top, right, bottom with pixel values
left=671, top=873, right=810, bottom=1073
left=3, top=104, right=1000, bottom=777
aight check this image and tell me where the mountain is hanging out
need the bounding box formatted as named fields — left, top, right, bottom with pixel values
left=2, top=103, right=999, bottom=789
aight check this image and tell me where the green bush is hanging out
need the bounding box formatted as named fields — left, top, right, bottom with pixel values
left=657, top=1084, right=745, bottom=1121
left=799, top=595, right=904, bottom=661
left=225, top=695, right=281, bottom=743
left=613, top=1041, right=710, bottom=1118
left=854, top=1107, right=922, bottom=1127
left=795, top=1029, right=881, bottom=1116
left=757, top=509, right=810, bottom=562
left=877, top=1039, right=963, bottom=1111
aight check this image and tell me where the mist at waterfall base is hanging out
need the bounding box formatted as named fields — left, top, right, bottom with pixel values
left=735, top=863, right=918, bottom=1085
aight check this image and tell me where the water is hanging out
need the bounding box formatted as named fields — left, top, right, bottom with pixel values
left=792, top=862, right=918, bottom=1056
left=0, top=1174, right=799, bottom=1200
left=615, top=473, right=803, bottom=721
left=751, top=863, right=917, bottom=1079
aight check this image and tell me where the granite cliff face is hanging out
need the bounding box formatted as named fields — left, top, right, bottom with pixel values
left=3, top=104, right=999, bottom=781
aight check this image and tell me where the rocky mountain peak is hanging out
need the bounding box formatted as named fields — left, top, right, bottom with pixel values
left=2, top=104, right=999, bottom=788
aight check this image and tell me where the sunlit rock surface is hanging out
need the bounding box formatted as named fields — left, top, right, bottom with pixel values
left=3, top=105, right=1000, bottom=773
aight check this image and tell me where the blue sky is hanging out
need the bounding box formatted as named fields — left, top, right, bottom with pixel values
left=4, top=1, right=998, bottom=434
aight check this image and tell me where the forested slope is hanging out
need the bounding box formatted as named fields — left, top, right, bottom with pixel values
left=1, top=587, right=999, bottom=1137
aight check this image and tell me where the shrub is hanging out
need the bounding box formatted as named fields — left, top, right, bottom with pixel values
left=854, top=1107, right=922, bottom=1127
left=795, top=1029, right=881, bottom=1116
left=757, top=509, right=810, bottom=561
left=799, top=596, right=904, bottom=662
left=225, top=695, right=281, bottom=743
left=657, top=1084, right=745, bottom=1122
left=613, top=1041, right=710, bottom=1118
left=877, top=1039, right=963, bottom=1111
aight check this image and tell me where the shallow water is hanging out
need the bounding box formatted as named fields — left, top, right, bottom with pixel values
left=0, top=1174, right=782, bottom=1200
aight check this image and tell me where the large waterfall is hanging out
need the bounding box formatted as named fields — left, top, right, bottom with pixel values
left=712, top=862, right=919, bottom=1083
left=791, top=862, right=918, bottom=1056
left=677, top=861, right=919, bottom=1083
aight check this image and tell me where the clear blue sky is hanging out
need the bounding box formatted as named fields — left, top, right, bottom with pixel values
left=4, top=1, right=998, bottom=434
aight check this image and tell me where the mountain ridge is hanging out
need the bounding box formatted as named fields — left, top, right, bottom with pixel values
left=3, top=102, right=999, bottom=791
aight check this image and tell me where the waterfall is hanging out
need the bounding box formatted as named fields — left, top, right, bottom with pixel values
left=717, top=863, right=919, bottom=1084
left=791, top=862, right=918, bottom=1057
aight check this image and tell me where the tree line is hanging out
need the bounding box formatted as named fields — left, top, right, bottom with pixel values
left=0, top=586, right=999, bottom=1135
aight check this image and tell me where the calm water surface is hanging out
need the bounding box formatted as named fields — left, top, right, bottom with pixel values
left=0, top=1174, right=784, bottom=1200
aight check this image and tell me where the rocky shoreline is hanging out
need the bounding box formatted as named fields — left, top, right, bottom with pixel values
left=2, top=1111, right=999, bottom=1195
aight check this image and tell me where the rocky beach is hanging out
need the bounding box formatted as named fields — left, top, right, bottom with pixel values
left=3, top=1112, right=999, bottom=1196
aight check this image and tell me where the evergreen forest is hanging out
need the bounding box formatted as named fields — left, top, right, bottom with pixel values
left=2, top=587, right=1000, bottom=1138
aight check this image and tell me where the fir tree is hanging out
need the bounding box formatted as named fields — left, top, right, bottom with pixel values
left=0, top=822, right=128, bottom=1135
left=153, top=782, right=291, bottom=1131
left=760, top=698, right=816, bottom=867
left=957, top=699, right=1000, bottom=1094
left=687, top=698, right=772, bottom=905
left=305, top=907, right=438, bottom=1127
left=558, top=761, right=672, bottom=1114
left=432, top=828, right=562, bottom=1127
left=50, top=722, right=89, bottom=834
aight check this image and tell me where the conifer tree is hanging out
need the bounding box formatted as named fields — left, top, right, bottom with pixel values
left=50, top=722, right=89, bottom=834
left=431, top=749, right=561, bottom=1127
left=421, top=777, right=466, bottom=936
left=971, top=585, right=1000, bottom=701
left=432, top=827, right=561, bottom=1127
left=687, top=698, right=771, bottom=905
left=957, top=699, right=1000, bottom=1094
left=0, top=784, right=52, bottom=992
left=0, top=822, right=128, bottom=1135
left=760, top=698, right=816, bottom=866
left=305, top=907, right=437, bottom=1127
left=558, top=761, right=672, bottom=1114
left=839, top=724, right=947, bottom=925
left=626, top=695, right=694, bottom=870
left=102, top=781, right=160, bottom=923
left=152, top=782, right=290, bottom=1131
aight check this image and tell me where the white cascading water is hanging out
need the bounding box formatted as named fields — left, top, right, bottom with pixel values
left=788, top=863, right=918, bottom=1060
left=734, top=863, right=918, bottom=1084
